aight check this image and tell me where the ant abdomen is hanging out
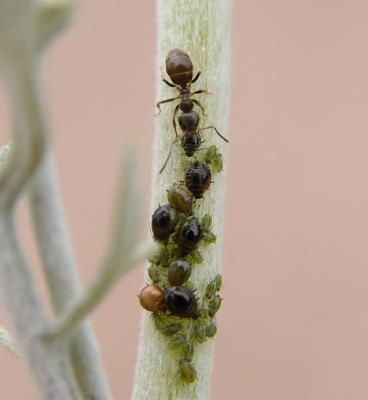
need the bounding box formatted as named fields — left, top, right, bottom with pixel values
left=166, top=49, right=193, bottom=86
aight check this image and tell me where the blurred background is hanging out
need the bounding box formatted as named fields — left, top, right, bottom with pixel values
left=1, top=0, right=368, bottom=399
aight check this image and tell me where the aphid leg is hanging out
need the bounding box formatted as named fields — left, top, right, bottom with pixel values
left=159, top=134, right=182, bottom=174
left=192, top=99, right=207, bottom=117
left=173, top=104, right=180, bottom=137
left=199, top=126, right=229, bottom=143
left=190, top=71, right=201, bottom=84
left=155, top=96, right=180, bottom=116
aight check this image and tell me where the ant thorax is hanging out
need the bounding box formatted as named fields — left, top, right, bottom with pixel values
left=179, top=93, right=193, bottom=113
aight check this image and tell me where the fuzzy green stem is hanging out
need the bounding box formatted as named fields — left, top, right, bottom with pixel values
left=132, top=1, right=232, bottom=399
left=0, top=1, right=88, bottom=399
left=29, top=152, right=113, bottom=400
left=43, top=148, right=157, bottom=340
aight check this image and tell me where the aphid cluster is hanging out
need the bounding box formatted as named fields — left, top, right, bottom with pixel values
left=139, top=49, right=228, bottom=384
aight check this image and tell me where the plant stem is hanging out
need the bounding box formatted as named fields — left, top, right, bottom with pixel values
left=43, top=148, right=156, bottom=340
left=29, top=152, right=113, bottom=400
left=0, top=215, right=83, bottom=400
left=132, top=1, right=232, bottom=399
left=0, top=326, right=19, bottom=358
left=0, top=52, right=82, bottom=400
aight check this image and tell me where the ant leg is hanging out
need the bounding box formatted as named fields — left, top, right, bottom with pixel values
left=199, top=126, right=229, bottom=143
left=192, top=99, right=207, bottom=117
left=160, top=66, right=179, bottom=88
left=190, top=71, right=201, bottom=85
left=163, top=78, right=176, bottom=88
left=159, top=134, right=183, bottom=174
left=155, top=96, right=180, bottom=116
left=191, top=89, right=212, bottom=96
left=173, top=104, right=180, bottom=137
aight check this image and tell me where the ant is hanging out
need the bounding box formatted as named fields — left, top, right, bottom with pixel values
left=156, top=49, right=229, bottom=173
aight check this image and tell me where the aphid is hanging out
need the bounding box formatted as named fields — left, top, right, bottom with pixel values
left=165, top=286, right=199, bottom=318
left=176, top=216, right=203, bottom=256
left=151, top=204, right=178, bottom=241
left=168, top=260, right=192, bottom=286
left=185, top=161, right=212, bottom=199
left=178, top=361, right=197, bottom=384
left=156, top=49, right=229, bottom=173
left=139, top=284, right=166, bottom=312
left=167, top=184, right=193, bottom=214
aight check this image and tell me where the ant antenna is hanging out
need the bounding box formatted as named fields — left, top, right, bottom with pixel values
left=199, top=126, right=229, bottom=143
left=159, top=136, right=181, bottom=174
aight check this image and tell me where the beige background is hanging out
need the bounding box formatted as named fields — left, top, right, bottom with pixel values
left=1, top=0, right=368, bottom=399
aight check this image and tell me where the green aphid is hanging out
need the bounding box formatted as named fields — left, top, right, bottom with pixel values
left=208, top=295, right=222, bottom=317
left=205, top=145, right=224, bottom=173
left=193, top=324, right=207, bottom=343
left=147, top=265, right=161, bottom=284
left=203, top=231, right=217, bottom=246
left=213, top=154, right=223, bottom=173
left=183, top=280, right=195, bottom=291
left=169, top=334, right=187, bottom=350
left=205, top=145, right=217, bottom=162
left=201, top=214, right=217, bottom=246
left=205, top=280, right=217, bottom=299
left=162, top=323, right=183, bottom=336
left=186, top=249, right=203, bottom=265
left=205, top=322, right=217, bottom=338
left=206, top=275, right=223, bottom=298
left=181, top=341, right=194, bottom=362
left=214, top=274, right=222, bottom=291
left=202, top=214, right=213, bottom=231
left=178, top=361, right=197, bottom=384
left=159, top=248, right=172, bottom=268
left=153, top=313, right=167, bottom=332
left=148, top=251, right=161, bottom=265
left=181, top=158, right=190, bottom=172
